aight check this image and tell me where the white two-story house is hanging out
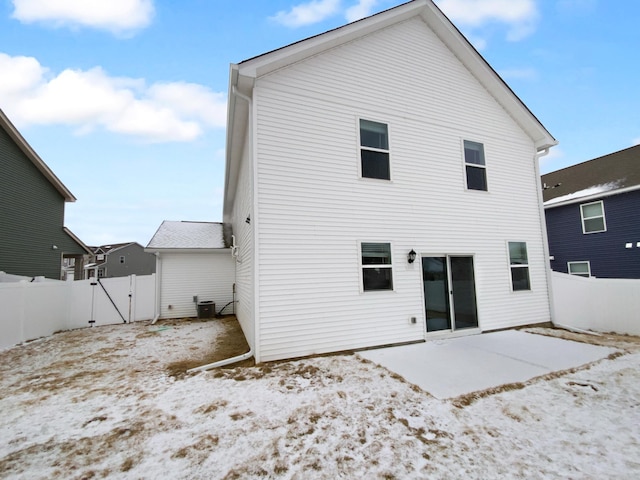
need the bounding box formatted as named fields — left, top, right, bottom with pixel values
left=223, top=0, right=557, bottom=363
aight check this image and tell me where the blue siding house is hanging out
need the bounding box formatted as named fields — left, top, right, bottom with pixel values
left=542, top=145, right=640, bottom=279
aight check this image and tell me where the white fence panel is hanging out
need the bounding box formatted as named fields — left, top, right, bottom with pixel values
left=552, top=271, right=640, bottom=336
left=0, top=274, right=156, bottom=351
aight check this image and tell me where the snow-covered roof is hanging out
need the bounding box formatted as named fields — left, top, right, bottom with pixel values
left=542, top=144, right=640, bottom=208
left=146, top=221, right=227, bottom=249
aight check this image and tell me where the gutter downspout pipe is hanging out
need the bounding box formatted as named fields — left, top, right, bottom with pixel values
left=535, top=146, right=556, bottom=327
left=186, top=347, right=254, bottom=373
left=151, top=252, right=161, bottom=324
left=186, top=78, right=256, bottom=373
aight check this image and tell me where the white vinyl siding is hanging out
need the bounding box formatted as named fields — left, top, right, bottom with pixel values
left=251, top=18, right=550, bottom=361
left=230, top=124, right=255, bottom=348
left=158, top=252, right=235, bottom=319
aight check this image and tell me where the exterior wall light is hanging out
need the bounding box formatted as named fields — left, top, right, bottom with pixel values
left=408, top=249, right=416, bottom=264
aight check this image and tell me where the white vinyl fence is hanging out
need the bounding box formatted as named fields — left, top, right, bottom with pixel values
left=551, top=271, right=640, bottom=336
left=0, top=274, right=156, bottom=351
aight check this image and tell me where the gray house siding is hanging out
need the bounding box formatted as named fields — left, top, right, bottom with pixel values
left=0, top=126, right=85, bottom=279
left=101, top=243, right=156, bottom=278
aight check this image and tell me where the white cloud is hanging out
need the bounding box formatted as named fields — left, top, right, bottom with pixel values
left=435, top=0, right=539, bottom=42
left=345, top=0, right=379, bottom=23
left=0, top=52, right=226, bottom=143
left=270, top=0, right=341, bottom=27
left=633, top=138, right=640, bottom=146
left=11, top=0, right=154, bottom=35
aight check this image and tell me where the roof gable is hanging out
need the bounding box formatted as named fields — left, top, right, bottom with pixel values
left=542, top=144, right=640, bottom=206
left=232, top=0, right=555, bottom=147
left=224, top=0, right=556, bottom=219
left=0, top=108, right=76, bottom=202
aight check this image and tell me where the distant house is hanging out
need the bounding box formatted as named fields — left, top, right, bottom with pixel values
left=145, top=221, right=235, bottom=319
left=0, top=108, right=90, bottom=279
left=542, top=145, right=640, bottom=279
left=85, top=242, right=156, bottom=278
left=223, top=0, right=557, bottom=362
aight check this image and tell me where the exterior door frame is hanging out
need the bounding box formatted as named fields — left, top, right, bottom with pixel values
left=420, top=253, right=481, bottom=338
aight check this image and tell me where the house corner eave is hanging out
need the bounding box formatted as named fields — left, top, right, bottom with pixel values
left=223, top=65, right=254, bottom=223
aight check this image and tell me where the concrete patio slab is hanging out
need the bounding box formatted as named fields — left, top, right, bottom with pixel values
left=357, top=330, right=617, bottom=399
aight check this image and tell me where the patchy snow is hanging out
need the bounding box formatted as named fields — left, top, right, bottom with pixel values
left=1, top=320, right=639, bottom=479
left=544, top=181, right=623, bottom=206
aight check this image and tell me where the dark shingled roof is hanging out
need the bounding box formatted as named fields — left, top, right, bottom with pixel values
left=541, top=144, right=640, bottom=204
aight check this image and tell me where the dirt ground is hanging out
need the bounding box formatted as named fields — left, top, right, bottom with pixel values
left=1, top=318, right=639, bottom=479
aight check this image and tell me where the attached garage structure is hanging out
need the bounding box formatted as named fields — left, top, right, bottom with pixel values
left=146, top=221, right=235, bottom=320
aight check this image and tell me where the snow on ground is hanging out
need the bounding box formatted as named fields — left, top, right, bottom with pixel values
left=1, top=318, right=639, bottom=479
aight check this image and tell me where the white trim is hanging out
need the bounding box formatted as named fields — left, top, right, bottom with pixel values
left=357, top=116, right=392, bottom=182
left=462, top=138, right=489, bottom=192
left=358, top=240, right=395, bottom=293
left=251, top=83, right=261, bottom=363
left=507, top=241, right=532, bottom=292
left=420, top=254, right=481, bottom=334
left=544, top=184, right=640, bottom=209
left=580, top=200, right=607, bottom=234
left=568, top=260, right=591, bottom=277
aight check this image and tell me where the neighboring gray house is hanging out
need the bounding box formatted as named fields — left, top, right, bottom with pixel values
left=146, top=221, right=235, bottom=320
left=0, top=108, right=90, bottom=279
left=223, top=0, right=557, bottom=363
left=85, top=242, right=156, bottom=278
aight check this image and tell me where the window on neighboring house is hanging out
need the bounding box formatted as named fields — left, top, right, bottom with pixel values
left=97, top=269, right=105, bottom=278
left=97, top=254, right=105, bottom=261
left=119, top=256, right=125, bottom=264
left=464, top=140, right=487, bottom=191
left=359, top=119, right=390, bottom=180
left=568, top=261, right=591, bottom=277
left=361, top=242, right=393, bottom=291
left=508, top=242, right=531, bottom=291
left=580, top=201, right=606, bottom=233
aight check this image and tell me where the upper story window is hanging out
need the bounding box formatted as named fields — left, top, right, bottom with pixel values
left=359, top=119, right=390, bottom=180
left=568, top=261, right=591, bottom=277
left=508, top=241, right=531, bottom=291
left=580, top=201, right=606, bottom=234
left=97, top=254, right=105, bottom=261
left=361, top=242, right=393, bottom=291
left=464, top=140, right=487, bottom=191
left=119, top=256, right=126, bottom=264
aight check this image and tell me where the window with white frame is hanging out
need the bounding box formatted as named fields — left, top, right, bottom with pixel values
left=508, top=242, right=531, bottom=291
left=119, top=255, right=125, bottom=264
left=568, top=261, right=591, bottom=277
left=359, top=119, right=390, bottom=180
left=580, top=201, right=606, bottom=233
left=464, top=140, right=487, bottom=191
left=361, top=242, right=393, bottom=291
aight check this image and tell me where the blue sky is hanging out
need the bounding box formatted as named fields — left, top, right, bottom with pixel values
left=1, top=0, right=638, bottom=246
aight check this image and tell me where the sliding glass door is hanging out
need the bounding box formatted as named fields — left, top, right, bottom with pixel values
left=422, top=256, right=478, bottom=332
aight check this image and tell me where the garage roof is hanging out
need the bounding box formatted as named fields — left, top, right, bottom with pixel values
left=146, top=221, right=227, bottom=249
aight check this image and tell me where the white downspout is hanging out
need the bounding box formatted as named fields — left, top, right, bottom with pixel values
left=186, top=347, right=254, bottom=373
left=151, top=252, right=161, bottom=324
left=186, top=81, right=256, bottom=372
left=535, top=147, right=556, bottom=326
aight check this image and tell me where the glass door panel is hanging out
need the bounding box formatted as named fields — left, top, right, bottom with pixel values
left=422, top=257, right=451, bottom=332
left=450, top=256, right=478, bottom=330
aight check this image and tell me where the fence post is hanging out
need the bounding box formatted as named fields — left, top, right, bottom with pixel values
left=129, top=274, right=136, bottom=323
